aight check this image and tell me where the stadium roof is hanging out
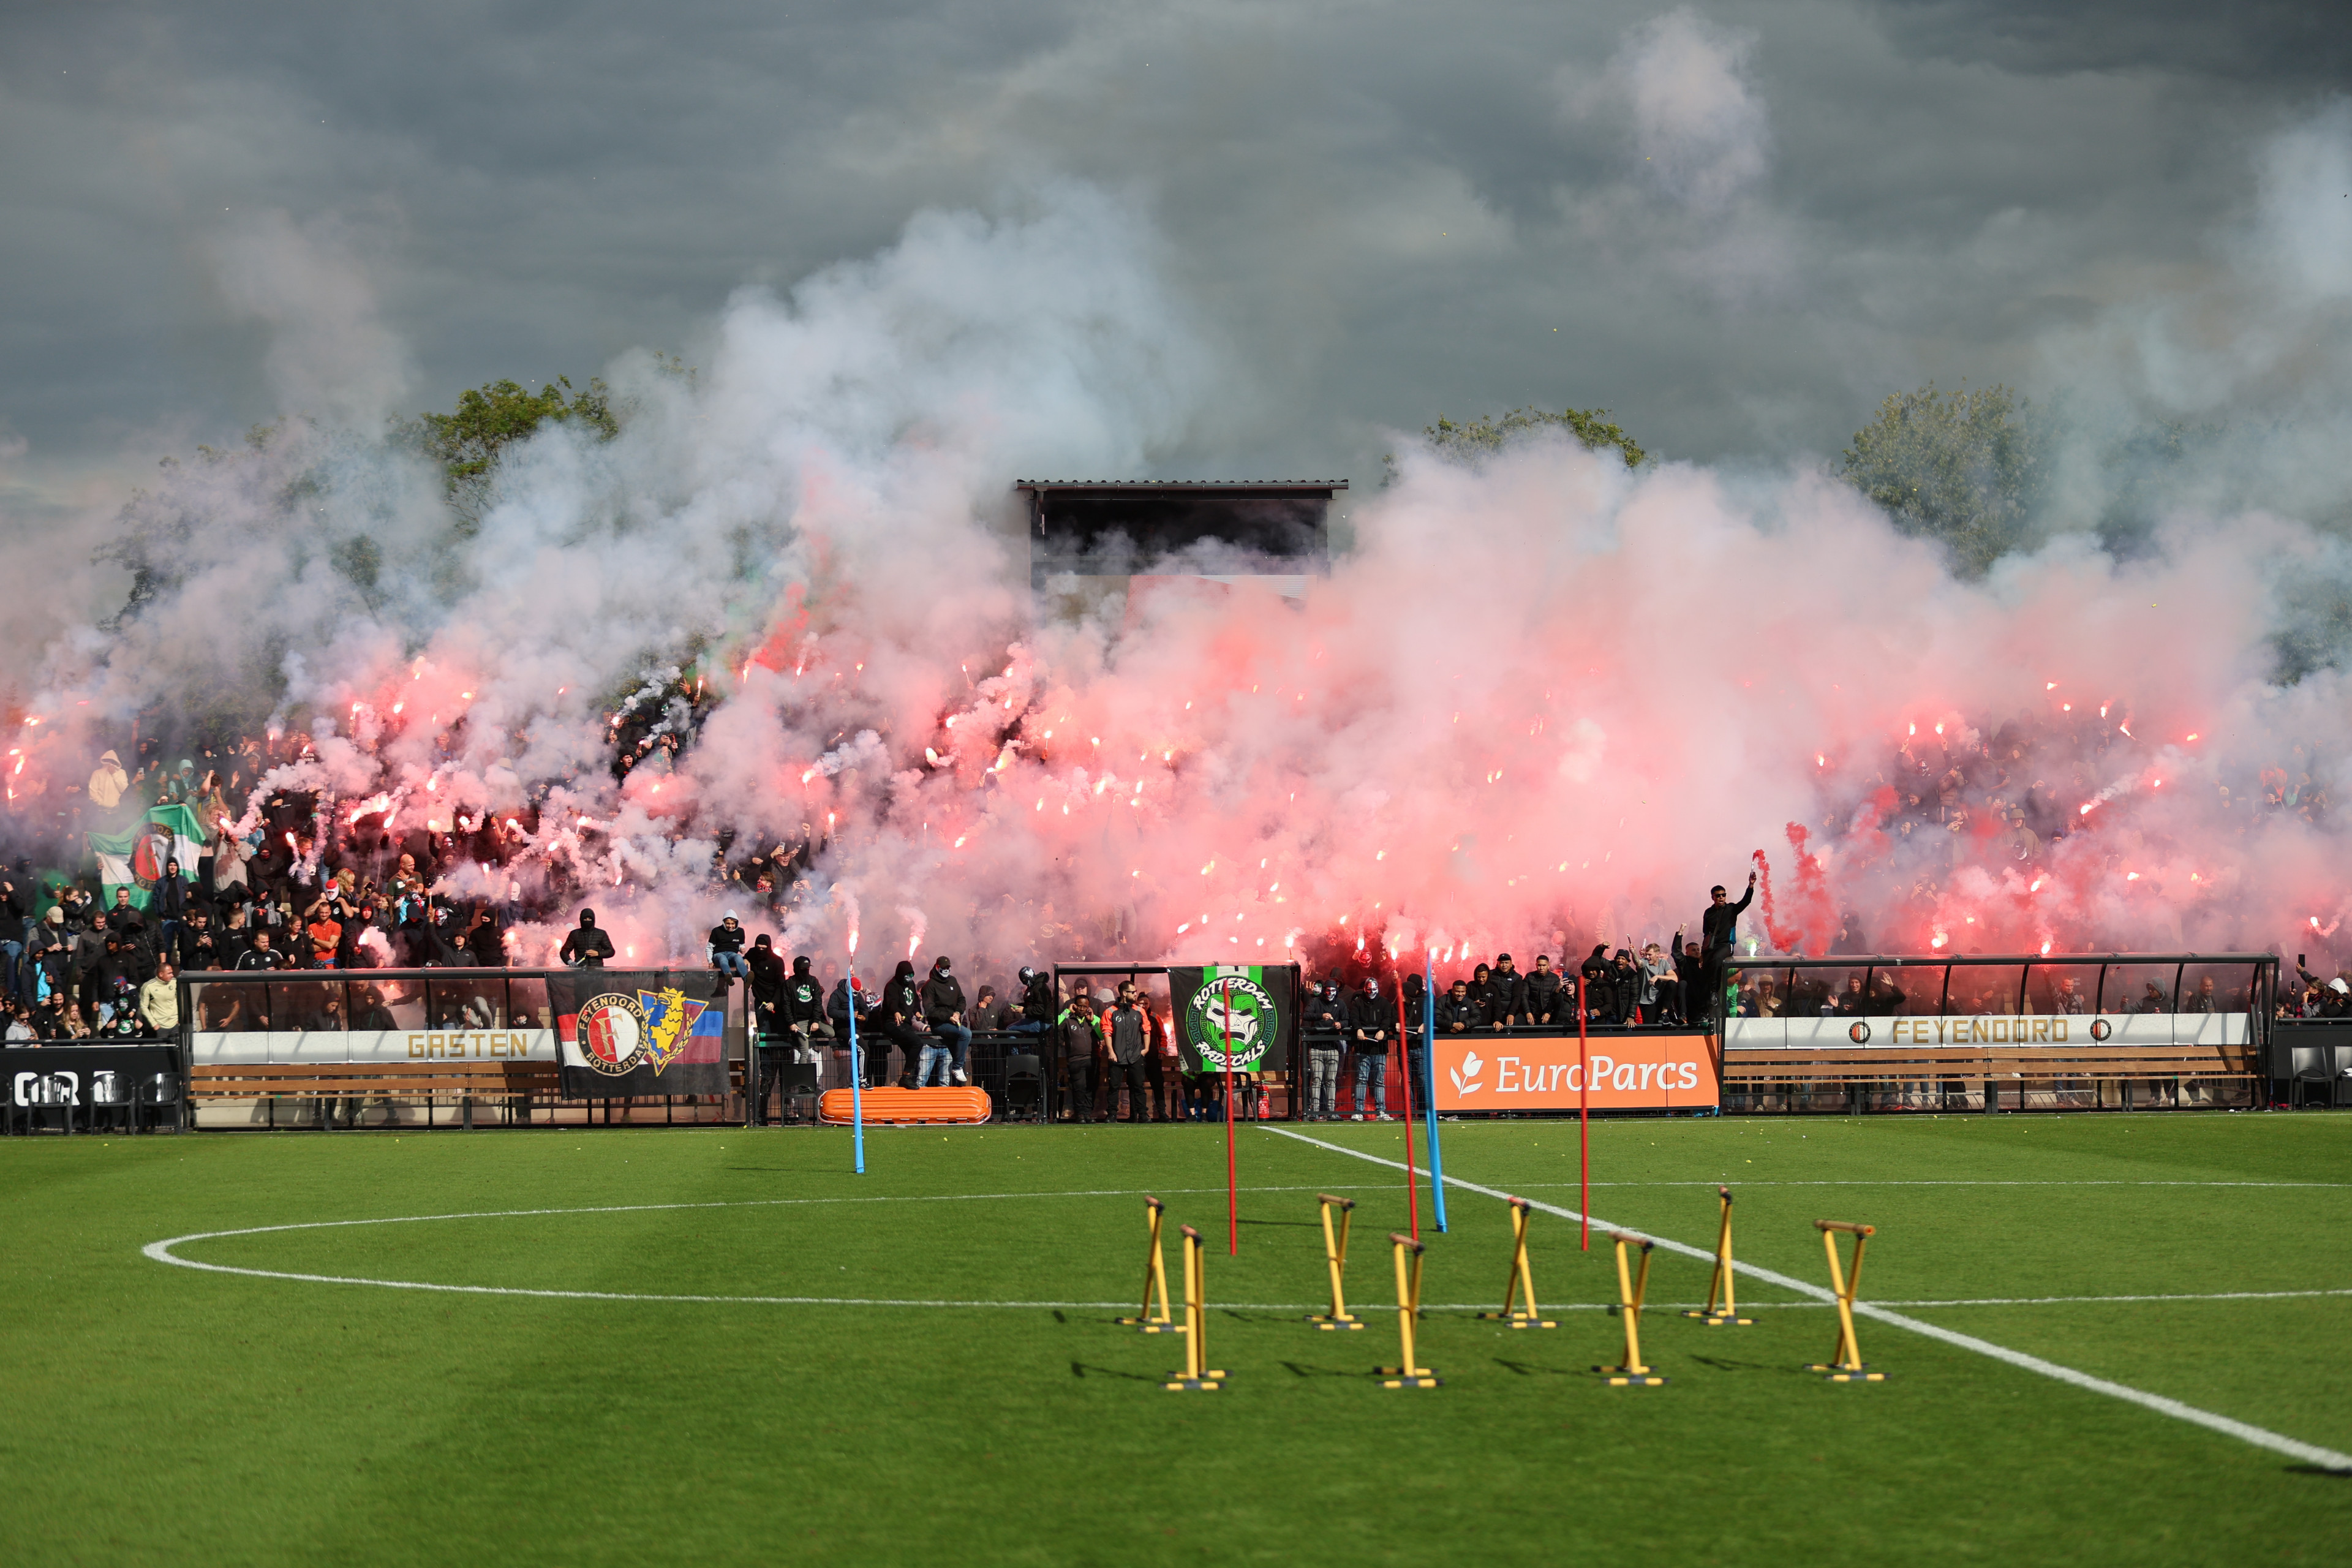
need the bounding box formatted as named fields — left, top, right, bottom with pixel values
left=1012, top=479, right=1348, bottom=492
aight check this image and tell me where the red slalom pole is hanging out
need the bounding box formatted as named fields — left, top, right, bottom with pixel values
left=1394, top=969, right=1419, bottom=1242
left=1578, top=974, right=1589, bottom=1252
left=1223, top=978, right=1238, bottom=1255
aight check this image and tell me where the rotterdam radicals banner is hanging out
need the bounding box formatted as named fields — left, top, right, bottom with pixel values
left=552, top=970, right=728, bottom=1098
left=1170, top=963, right=1297, bottom=1074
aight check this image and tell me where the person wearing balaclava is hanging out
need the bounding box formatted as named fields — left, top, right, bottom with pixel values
left=1345, top=974, right=1392, bottom=1121
left=560, top=909, right=614, bottom=968
left=780, top=951, right=836, bottom=1078
left=919, top=956, right=971, bottom=1085
left=880, top=959, right=930, bottom=1089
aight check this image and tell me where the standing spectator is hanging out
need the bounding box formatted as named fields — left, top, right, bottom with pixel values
left=1400, top=968, right=1427, bottom=1040
left=234, top=929, right=287, bottom=971
left=176, top=908, right=225, bottom=973
left=464, top=905, right=505, bottom=967
left=1055, top=989, right=1099, bottom=1123
left=139, top=962, right=181, bottom=1036
left=1101, top=979, right=1156, bottom=1122
left=968, top=984, right=1011, bottom=1033
left=1487, top=954, right=1526, bottom=1025
left=559, top=909, right=614, bottom=968
left=86, top=750, right=130, bottom=820
left=1303, top=978, right=1345, bottom=1122
left=303, top=898, right=342, bottom=968
left=1436, top=978, right=1483, bottom=1033
left=1700, top=873, right=1758, bottom=1017
left=1346, top=975, right=1392, bottom=1121
left=153, top=858, right=189, bottom=955
left=744, top=934, right=785, bottom=1041
left=919, top=956, right=971, bottom=1085
left=1579, top=945, right=1616, bottom=1025
left=1675, top=939, right=1708, bottom=1025
left=1521, top=955, right=1564, bottom=1027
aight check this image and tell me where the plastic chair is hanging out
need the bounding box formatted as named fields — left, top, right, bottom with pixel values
left=87, top=1069, right=137, bottom=1133
left=2290, top=1046, right=2333, bottom=1109
left=1001, top=1053, right=1044, bottom=1121
left=137, top=1071, right=186, bottom=1134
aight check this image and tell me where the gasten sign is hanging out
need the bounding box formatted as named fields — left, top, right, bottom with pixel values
left=1430, top=1033, right=1720, bottom=1112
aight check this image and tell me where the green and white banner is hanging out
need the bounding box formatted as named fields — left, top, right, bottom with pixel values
left=88, top=805, right=203, bottom=910
left=1170, top=963, right=1298, bottom=1073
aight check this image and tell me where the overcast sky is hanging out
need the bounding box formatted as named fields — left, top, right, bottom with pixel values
left=2, top=0, right=2347, bottom=512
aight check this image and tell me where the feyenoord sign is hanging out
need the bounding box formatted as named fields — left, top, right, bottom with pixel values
left=1170, top=963, right=1297, bottom=1073
left=552, top=970, right=728, bottom=1097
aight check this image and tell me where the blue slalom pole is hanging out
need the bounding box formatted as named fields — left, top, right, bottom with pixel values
left=846, top=970, right=866, bottom=1175
left=1422, top=954, right=1447, bottom=1232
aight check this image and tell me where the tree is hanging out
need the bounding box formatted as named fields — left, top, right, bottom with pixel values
left=402, top=376, right=618, bottom=534
left=1411, top=405, right=1649, bottom=474
left=1839, top=382, right=2049, bottom=575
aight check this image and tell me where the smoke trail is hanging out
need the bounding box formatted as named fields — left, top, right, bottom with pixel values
left=7, top=130, right=2352, bottom=985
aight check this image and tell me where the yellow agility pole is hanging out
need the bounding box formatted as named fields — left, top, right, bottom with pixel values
left=1163, top=1225, right=1225, bottom=1390
left=1476, top=1195, right=1557, bottom=1329
left=1684, top=1185, right=1754, bottom=1327
left=1117, top=1194, right=1180, bottom=1335
left=1376, top=1232, right=1441, bottom=1388
left=1808, top=1220, right=1884, bottom=1382
left=1308, top=1194, right=1364, bottom=1331
left=1596, top=1232, right=1667, bottom=1386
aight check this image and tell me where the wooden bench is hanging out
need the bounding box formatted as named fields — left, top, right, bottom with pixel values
left=189, top=1061, right=561, bottom=1128
left=1723, top=1043, right=2258, bottom=1110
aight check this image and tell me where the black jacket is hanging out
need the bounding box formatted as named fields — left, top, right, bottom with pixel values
left=882, top=975, right=922, bottom=1025
left=1019, top=974, right=1058, bottom=1026
left=1479, top=973, right=1522, bottom=1024
left=782, top=973, right=826, bottom=1026
left=1436, top=993, right=1485, bottom=1031
left=1305, top=990, right=1346, bottom=1040
left=1344, top=992, right=1392, bottom=1053
left=1702, top=886, right=1754, bottom=958
left=919, top=973, right=967, bottom=1023
left=1521, top=969, right=1564, bottom=1022
left=560, top=922, right=615, bottom=968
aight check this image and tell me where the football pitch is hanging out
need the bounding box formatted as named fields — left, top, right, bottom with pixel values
left=4, top=1113, right=2348, bottom=1566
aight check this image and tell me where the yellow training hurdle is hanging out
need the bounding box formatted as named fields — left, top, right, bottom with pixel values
left=1163, top=1224, right=1225, bottom=1391
left=1117, top=1194, right=1180, bottom=1335
left=1308, top=1194, right=1364, bottom=1330
left=1375, top=1232, right=1441, bottom=1389
left=1595, top=1232, right=1667, bottom=1387
left=1807, top=1220, right=1883, bottom=1382
left=1683, top=1185, right=1753, bottom=1327
left=1476, top=1196, right=1557, bottom=1329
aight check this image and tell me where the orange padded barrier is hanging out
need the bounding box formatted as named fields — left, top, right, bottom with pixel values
left=817, top=1086, right=992, bottom=1126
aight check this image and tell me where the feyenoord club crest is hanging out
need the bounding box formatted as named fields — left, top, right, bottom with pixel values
left=576, top=987, right=707, bottom=1076
left=1847, top=1020, right=1872, bottom=1044
left=577, top=993, right=649, bottom=1074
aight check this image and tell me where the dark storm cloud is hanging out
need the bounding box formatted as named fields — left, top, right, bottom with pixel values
left=0, top=0, right=2343, bottom=510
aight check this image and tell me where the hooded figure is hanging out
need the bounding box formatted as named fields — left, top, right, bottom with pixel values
left=87, top=750, right=129, bottom=812
left=560, top=908, right=614, bottom=968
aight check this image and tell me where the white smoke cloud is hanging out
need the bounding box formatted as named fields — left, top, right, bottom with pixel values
left=1581, top=8, right=1771, bottom=214
left=9, top=123, right=2352, bottom=989
left=206, top=209, right=414, bottom=431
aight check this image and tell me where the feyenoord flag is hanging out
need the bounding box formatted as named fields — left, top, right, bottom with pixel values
left=552, top=970, right=729, bottom=1098
left=1170, top=963, right=1298, bottom=1074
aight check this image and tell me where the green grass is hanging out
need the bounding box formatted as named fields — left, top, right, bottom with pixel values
left=2, top=1112, right=2348, bottom=1566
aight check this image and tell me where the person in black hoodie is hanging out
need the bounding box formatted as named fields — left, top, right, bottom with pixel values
left=1580, top=945, right=1616, bottom=1024
left=559, top=909, right=614, bottom=968
left=1344, top=976, right=1392, bottom=1121
left=744, top=935, right=785, bottom=1038
left=879, top=959, right=929, bottom=1089
left=1013, top=967, right=1055, bottom=1038
left=779, top=952, right=834, bottom=1060
left=918, top=956, right=971, bottom=1085
left=1436, top=978, right=1485, bottom=1033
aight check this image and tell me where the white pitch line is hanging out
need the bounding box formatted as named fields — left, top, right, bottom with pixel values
left=1505, top=1180, right=2352, bottom=1189
left=1263, top=1126, right=2352, bottom=1474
